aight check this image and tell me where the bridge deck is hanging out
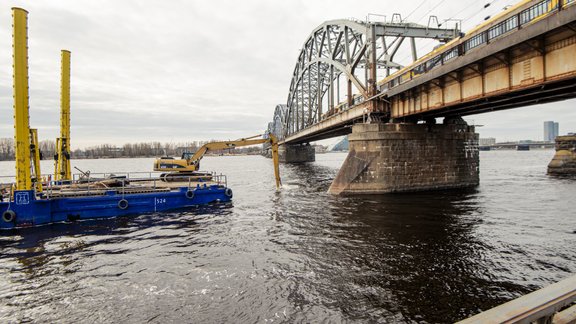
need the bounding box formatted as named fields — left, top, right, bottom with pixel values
left=389, top=1, right=576, bottom=120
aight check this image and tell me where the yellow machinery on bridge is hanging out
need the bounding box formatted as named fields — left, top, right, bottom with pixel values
left=153, top=134, right=282, bottom=188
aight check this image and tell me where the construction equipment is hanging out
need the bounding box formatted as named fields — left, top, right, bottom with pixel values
left=154, top=134, right=282, bottom=188
left=54, top=50, right=72, bottom=182
left=29, top=129, right=43, bottom=192
left=12, top=7, right=32, bottom=191
left=11, top=8, right=43, bottom=193
left=2, top=7, right=235, bottom=230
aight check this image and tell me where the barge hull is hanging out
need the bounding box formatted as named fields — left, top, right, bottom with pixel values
left=0, top=185, right=231, bottom=229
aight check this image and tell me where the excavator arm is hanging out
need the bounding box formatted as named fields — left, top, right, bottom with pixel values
left=269, top=134, right=281, bottom=189
left=188, top=135, right=270, bottom=162
left=154, top=134, right=282, bottom=188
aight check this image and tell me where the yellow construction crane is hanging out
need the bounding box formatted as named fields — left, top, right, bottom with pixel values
left=12, top=8, right=43, bottom=193
left=154, top=134, right=281, bottom=188
left=54, top=50, right=72, bottom=181
left=12, top=8, right=31, bottom=191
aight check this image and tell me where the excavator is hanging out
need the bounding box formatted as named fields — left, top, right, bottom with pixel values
left=153, top=133, right=281, bottom=188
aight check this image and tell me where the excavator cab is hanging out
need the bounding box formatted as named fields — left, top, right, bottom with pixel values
left=181, top=152, right=194, bottom=160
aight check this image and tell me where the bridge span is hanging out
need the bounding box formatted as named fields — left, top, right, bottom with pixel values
left=266, top=0, right=576, bottom=194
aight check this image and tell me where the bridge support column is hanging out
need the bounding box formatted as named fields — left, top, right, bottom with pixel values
left=279, top=144, right=315, bottom=163
left=329, top=120, right=479, bottom=195
left=548, top=135, right=576, bottom=175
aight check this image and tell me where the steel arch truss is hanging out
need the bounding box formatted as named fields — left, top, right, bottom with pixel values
left=266, top=104, right=287, bottom=140
left=285, top=19, right=459, bottom=138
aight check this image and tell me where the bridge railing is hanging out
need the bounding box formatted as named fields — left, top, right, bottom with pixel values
left=382, top=0, right=574, bottom=92
left=457, top=274, right=576, bottom=323
left=319, top=94, right=365, bottom=122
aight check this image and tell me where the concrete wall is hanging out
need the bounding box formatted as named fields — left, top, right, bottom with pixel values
left=329, top=122, right=479, bottom=194
left=278, top=144, right=315, bottom=163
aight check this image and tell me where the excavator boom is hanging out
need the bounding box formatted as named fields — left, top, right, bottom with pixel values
left=154, top=134, right=281, bottom=188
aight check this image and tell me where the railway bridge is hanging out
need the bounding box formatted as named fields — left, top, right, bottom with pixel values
left=266, top=0, right=576, bottom=194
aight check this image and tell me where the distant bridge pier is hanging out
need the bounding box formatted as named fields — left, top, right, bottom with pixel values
left=329, top=119, right=479, bottom=194
left=548, top=134, right=576, bottom=175
left=279, top=144, right=315, bottom=163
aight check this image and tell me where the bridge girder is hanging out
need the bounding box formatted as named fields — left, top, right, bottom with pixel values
left=285, top=19, right=459, bottom=138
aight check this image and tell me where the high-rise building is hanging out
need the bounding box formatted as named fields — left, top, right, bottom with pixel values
left=554, top=122, right=559, bottom=139
left=544, top=121, right=559, bottom=142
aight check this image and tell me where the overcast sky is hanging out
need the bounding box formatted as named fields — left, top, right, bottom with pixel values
left=1, top=0, right=574, bottom=148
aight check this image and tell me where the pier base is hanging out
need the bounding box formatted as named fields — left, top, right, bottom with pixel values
left=328, top=121, right=479, bottom=195
left=279, top=144, right=315, bottom=163
left=548, top=135, right=576, bottom=175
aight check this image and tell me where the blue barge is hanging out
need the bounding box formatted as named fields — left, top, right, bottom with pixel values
left=0, top=174, right=232, bottom=229
left=1, top=7, right=237, bottom=230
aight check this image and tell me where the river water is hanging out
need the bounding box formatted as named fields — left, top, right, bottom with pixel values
left=0, top=150, right=574, bottom=323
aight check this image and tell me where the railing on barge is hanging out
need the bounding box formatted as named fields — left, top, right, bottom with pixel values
left=0, top=171, right=228, bottom=201
left=458, top=274, right=576, bottom=323
left=71, top=171, right=227, bottom=186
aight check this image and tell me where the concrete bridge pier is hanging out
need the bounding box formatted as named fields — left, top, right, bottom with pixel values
left=329, top=119, right=479, bottom=195
left=279, top=144, right=315, bottom=163
left=548, top=135, right=576, bottom=175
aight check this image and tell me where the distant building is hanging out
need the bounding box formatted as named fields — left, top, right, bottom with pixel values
left=479, top=138, right=496, bottom=146
left=544, top=121, right=559, bottom=142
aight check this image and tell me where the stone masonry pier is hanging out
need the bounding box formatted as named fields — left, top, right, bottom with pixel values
left=548, top=135, right=576, bottom=175
left=329, top=121, right=479, bottom=195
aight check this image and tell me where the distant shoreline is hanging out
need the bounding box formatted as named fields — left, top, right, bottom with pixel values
left=0, top=152, right=265, bottom=162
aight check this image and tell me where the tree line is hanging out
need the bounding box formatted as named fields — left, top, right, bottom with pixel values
left=0, top=138, right=263, bottom=161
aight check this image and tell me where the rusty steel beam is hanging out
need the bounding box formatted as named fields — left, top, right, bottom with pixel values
left=415, top=79, right=576, bottom=119
left=387, top=4, right=576, bottom=97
